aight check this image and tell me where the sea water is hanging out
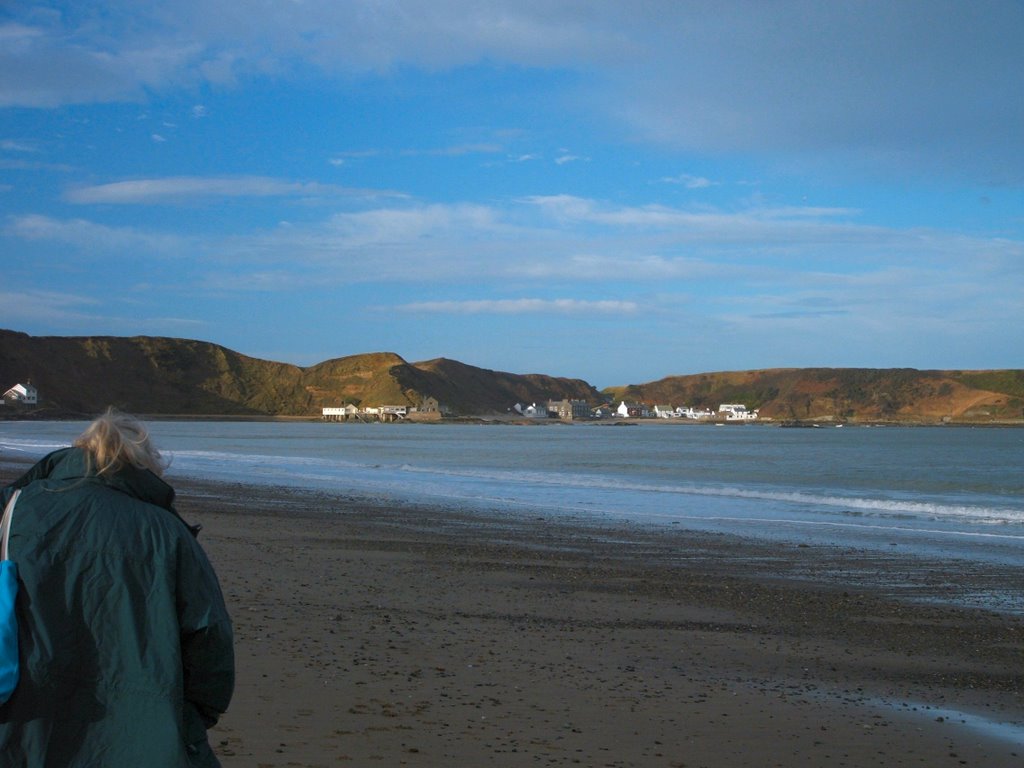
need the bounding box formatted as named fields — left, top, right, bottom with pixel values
left=2, top=420, right=1022, bottom=568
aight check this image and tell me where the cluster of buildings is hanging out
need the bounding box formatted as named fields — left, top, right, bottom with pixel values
left=323, top=396, right=758, bottom=423
left=322, top=397, right=445, bottom=422
left=514, top=400, right=759, bottom=422
left=7, top=379, right=758, bottom=424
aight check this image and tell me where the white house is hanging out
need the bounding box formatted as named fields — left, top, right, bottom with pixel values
left=676, top=406, right=716, bottom=419
left=513, top=402, right=546, bottom=418
left=2, top=382, right=38, bottom=405
left=719, top=403, right=758, bottom=421
left=616, top=401, right=650, bottom=418
left=653, top=404, right=676, bottom=419
left=322, top=404, right=362, bottom=420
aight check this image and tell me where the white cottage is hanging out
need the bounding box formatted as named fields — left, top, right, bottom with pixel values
left=719, top=403, right=758, bottom=421
left=2, top=382, right=38, bottom=405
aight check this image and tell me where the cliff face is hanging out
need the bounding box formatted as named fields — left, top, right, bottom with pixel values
left=0, top=330, right=600, bottom=417
left=603, top=368, right=1024, bottom=423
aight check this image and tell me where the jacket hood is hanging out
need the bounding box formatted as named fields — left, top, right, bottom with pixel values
left=27, top=447, right=176, bottom=511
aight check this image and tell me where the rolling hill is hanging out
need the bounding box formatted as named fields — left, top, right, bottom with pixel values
left=603, top=368, right=1024, bottom=423
left=1, top=330, right=1021, bottom=422
left=0, top=329, right=599, bottom=417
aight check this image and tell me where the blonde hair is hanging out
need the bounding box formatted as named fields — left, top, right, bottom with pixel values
left=74, top=408, right=167, bottom=477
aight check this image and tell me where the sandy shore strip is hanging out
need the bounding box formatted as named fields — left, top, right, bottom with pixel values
left=3, top=463, right=1023, bottom=766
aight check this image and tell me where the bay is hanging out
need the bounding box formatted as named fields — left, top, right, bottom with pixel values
left=2, top=420, right=1021, bottom=569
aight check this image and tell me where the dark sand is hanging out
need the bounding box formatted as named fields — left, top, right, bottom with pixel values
left=4, top=464, right=1023, bottom=766
left=177, top=479, right=1022, bottom=768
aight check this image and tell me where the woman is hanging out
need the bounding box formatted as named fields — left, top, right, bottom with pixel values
left=0, top=409, right=234, bottom=767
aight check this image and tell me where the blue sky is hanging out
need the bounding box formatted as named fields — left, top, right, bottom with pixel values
left=1, top=1, right=1022, bottom=387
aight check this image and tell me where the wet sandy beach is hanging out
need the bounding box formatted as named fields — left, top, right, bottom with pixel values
left=1, top=457, right=1021, bottom=767
left=170, top=478, right=1022, bottom=767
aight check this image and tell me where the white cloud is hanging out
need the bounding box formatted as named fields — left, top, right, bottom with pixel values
left=404, top=143, right=503, bottom=157
left=0, top=289, right=98, bottom=320
left=520, top=195, right=875, bottom=247
left=0, top=158, right=74, bottom=172
left=6, top=214, right=185, bottom=255
left=64, top=176, right=398, bottom=204
left=1, top=139, right=38, bottom=153
left=16, top=193, right=1023, bottom=287
left=9, top=198, right=1021, bottom=353
left=189, top=196, right=1024, bottom=292
left=0, top=288, right=205, bottom=334
left=323, top=203, right=506, bottom=246
left=605, top=4, right=1024, bottom=180
left=0, top=22, right=44, bottom=47
left=0, top=16, right=198, bottom=107
left=395, top=298, right=638, bottom=315
left=662, top=173, right=717, bottom=189
left=0, top=2, right=621, bottom=107
left=3, top=3, right=1020, bottom=179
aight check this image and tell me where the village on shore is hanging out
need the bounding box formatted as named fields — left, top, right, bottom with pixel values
left=321, top=397, right=760, bottom=423
left=3, top=380, right=760, bottom=424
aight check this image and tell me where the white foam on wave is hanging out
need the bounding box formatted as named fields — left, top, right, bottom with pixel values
left=0, top=437, right=69, bottom=455
left=393, top=462, right=1023, bottom=526
left=163, top=447, right=1024, bottom=529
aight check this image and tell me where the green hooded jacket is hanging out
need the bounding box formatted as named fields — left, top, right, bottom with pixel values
left=0, top=448, right=234, bottom=767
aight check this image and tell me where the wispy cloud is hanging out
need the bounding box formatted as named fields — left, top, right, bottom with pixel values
left=520, top=195, right=871, bottom=245
left=0, top=288, right=205, bottom=335
left=394, top=298, right=639, bottom=315
left=0, top=289, right=99, bottom=320
left=402, top=143, right=503, bottom=157
left=64, top=176, right=400, bottom=204
left=661, top=173, right=718, bottom=189
left=7, top=214, right=186, bottom=255
left=0, top=158, right=74, bottom=172
left=1, top=139, right=38, bottom=153
left=4, top=3, right=1022, bottom=179
left=15, top=196, right=1021, bottom=289
left=323, top=203, right=507, bottom=246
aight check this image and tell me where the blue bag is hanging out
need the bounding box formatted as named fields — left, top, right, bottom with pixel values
left=0, top=489, right=20, bottom=704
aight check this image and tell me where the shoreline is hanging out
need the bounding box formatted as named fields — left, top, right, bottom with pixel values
left=2, top=465, right=1022, bottom=766
left=3, top=411, right=1023, bottom=428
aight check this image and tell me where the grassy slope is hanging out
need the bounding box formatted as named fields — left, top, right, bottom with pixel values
left=0, top=331, right=599, bottom=417
left=603, top=368, right=1024, bottom=422
left=3, top=330, right=1020, bottom=421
